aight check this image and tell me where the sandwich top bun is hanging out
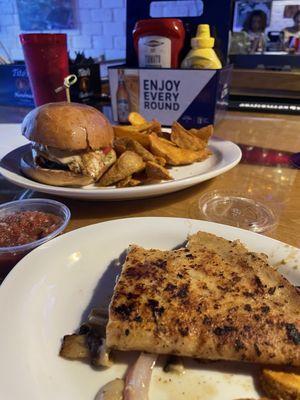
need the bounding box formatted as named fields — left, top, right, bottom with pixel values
left=21, top=102, right=114, bottom=151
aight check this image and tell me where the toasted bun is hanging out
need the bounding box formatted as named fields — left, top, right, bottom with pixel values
left=20, top=153, right=93, bottom=188
left=22, top=102, right=114, bottom=151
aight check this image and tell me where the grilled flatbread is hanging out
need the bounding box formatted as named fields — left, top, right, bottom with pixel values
left=106, top=232, right=300, bottom=366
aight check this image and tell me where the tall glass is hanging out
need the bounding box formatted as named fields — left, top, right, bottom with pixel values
left=19, top=33, right=69, bottom=106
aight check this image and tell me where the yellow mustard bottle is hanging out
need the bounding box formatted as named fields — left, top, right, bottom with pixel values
left=181, top=24, right=222, bottom=69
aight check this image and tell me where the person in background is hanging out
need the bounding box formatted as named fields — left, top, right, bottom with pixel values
left=283, top=11, right=300, bottom=52
left=284, top=10, right=300, bottom=35
left=243, top=10, right=267, bottom=53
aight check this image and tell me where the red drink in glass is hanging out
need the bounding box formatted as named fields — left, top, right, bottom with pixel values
left=19, top=33, right=69, bottom=106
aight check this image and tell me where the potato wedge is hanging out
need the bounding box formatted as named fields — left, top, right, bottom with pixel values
left=114, top=137, right=159, bottom=164
left=148, top=118, right=162, bottom=134
left=127, top=140, right=157, bottom=162
left=149, top=133, right=210, bottom=166
left=97, top=151, right=145, bottom=187
left=113, top=125, right=150, bottom=148
left=140, top=178, right=163, bottom=186
left=171, top=121, right=207, bottom=151
left=116, top=176, right=141, bottom=188
left=160, top=136, right=177, bottom=147
left=155, top=156, right=167, bottom=166
left=260, top=369, right=300, bottom=400
left=128, top=112, right=147, bottom=126
left=113, top=137, right=128, bottom=155
left=190, top=124, right=213, bottom=143
left=156, top=130, right=171, bottom=140
left=145, top=161, right=172, bottom=181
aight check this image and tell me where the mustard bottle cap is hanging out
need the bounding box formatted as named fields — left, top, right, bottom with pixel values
left=191, top=24, right=215, bottom=48
left=196, top=24, right=210, bottom=36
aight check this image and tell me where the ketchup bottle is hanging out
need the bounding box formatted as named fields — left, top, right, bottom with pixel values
left=133, top=18, right=185, bottom=68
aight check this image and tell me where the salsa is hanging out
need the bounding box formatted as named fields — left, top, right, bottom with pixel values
left=0, top=211, right=62, bottom=248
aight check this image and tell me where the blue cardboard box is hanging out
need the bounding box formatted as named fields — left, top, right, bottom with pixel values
left=0, top=63, right=34, bottom=107
left=109, top=0, right=232, bottom=128
left=0, top=61, right=101, bottom=108
left=109, top=65, right=231, bottom=129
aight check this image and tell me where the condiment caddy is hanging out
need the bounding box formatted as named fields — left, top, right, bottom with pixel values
left=109, top=0, right=232, bottom=129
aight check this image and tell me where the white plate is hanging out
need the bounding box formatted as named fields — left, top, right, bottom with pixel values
left=0, top=123, right=27, bottom=160
left=0, top=138, right=241, bottom=200
left=0, top=217, right=299, bottom=400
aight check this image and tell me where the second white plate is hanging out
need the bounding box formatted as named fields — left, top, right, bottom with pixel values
left=0, top=138, right=241, bottom=200
left=0, top=217, right=299, bottom=400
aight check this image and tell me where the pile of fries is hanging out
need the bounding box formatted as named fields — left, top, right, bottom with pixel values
left=97, top=112, right=213, bottom=188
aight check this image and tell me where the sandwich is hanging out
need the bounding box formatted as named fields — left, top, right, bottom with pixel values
left=20, top=102, right=116, bottom=187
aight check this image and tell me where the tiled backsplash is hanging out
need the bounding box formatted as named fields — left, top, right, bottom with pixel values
left=0, top=0, right=126, bottom=61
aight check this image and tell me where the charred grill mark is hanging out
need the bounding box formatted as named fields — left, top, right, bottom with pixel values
left=126, top=292, right=139, bottom=300
left=266, top=318, right=274, bottom=325
left=147, top=298, right=158, bottom=308
left=232, top=274, right=242, bottom=283
left=268, top=286, right=276, bottom=295
left=203, top=316, right=212, bottom=325
left=154, top=259, right=167, bottom=269
left=261, top=305, right=270, bottom=314
left=125, top=265, right=143, bottom=278
left=254, top=343, right=262, bottom=357
left=147, top=299, right=165, bottom=320
left=243, top=291, right=254, bottom=298
left=164, top=283, right=177, bottom=292
left=178, top=326, right=189, bottom=336
left=213, top=325, right=237, bottom=336
left=185, top=253, right=195, bottom=259
left=114, top=303, right=134, bottom=320
left=177, top=284, right=189, bottom=298
left=235, top=339, right=245, bottom=351
left=254, top=275, right=264, bottom=292
left=135, top=283, right=145, bottom=291
left=285, top=323, right=300, bottom=345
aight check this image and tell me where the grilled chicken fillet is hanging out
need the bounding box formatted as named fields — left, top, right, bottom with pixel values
left=33, top=143, right=116, bottom=181
left=106, top=232, right=300, bottom=366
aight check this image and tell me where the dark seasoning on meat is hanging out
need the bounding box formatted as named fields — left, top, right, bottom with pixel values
left=106, top=232, right=300, bottom=367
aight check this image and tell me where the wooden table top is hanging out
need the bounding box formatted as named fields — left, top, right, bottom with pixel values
left=0, top=110, right=299, bottom=248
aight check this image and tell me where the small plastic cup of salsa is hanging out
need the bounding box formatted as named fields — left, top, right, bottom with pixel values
left=0, top=199, right=71, bottom=282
